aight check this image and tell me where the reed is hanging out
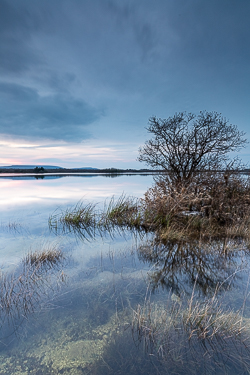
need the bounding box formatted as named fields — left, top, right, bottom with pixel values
left=91, top=279, right=250, bottom=374
left=25, top=247, right=64, bottom=268
left=49, top=201, right=97, bottom=228
left=48, top=173, right=250, bottom=243
left=101, top=195, right=142, bottom=228
left=131, top=287, right=250, bottom=370
left=0, top=246, right=65, bottom=337
left=48, top=195, right=146, bottom=239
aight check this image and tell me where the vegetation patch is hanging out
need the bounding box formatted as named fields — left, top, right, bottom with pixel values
left=131, top=289, right=250, bottom=374
left=0, top=246, right=65, bottom=343
left=25, top=247, right=64, bottom=268
left=49, top=173, right=250, bottom=243
left=47, top=111, right=250, bottom=372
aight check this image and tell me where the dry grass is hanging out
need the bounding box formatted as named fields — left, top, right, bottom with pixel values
left=48, top=195, right=146, bottom=239
left=25, top=247, right=64, bottom=268
left=132, top=286, right=250, bottom=372
left=101, top=195, right=141, bottom=228
left=141, top=172, right=250, bottom=241
left=0, top=246, right=65, bottom=334
left=48, top=173, right=250, bottom=243
left=49, top=201, right=97, bottom=228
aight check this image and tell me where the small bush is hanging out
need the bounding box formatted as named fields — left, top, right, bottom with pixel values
left=140, top=172, right=250, bottom=240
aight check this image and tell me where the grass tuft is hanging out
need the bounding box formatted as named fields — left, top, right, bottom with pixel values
left=132, top=286, right=249, bottom=368
left=25, top=247, right=64, bottom=268
left=0, top=246, right=65, bottom=337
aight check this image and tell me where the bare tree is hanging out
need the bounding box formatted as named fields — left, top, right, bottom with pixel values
left=138, top=111, right=247, bottom=186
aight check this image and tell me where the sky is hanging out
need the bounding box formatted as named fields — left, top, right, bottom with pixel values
left=0, top=0, right=250, bottom=169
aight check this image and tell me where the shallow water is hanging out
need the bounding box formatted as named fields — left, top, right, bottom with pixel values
left=0, top=173, right=250, bottom=374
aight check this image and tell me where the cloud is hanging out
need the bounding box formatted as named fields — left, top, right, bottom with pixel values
left=0, top=0, right=44, bottom=74
left=0, top=82, right=101, bottom=141
left=0, top=137, right=141, bottom=169
left=0, top=0, right=249, bottom=154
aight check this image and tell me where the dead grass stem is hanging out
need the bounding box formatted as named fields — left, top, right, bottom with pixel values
left=132, top=283, right=249, bottom=365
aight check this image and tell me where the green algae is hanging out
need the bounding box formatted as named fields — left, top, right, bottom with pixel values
left=0, top=266, right=146, bottom=374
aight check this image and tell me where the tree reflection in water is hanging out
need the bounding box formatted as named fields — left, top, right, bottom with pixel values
left=137, top=236, right=248, bottom=295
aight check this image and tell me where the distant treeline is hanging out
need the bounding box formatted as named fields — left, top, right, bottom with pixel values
left=0, top=167, right=249, bottom=175
left=0, top=167, right=162, bottom=174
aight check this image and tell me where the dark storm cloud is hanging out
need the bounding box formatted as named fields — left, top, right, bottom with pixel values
left=0, top=83, right=100, bottom=141
left=0, top=0, right=250, bottom=144
left=2, top=0, right=250, bottom=80
left=103, top=1, right=157, bottom=61
left=0, top=0, right=43, bottom=73
left=164, top=0, right=250, bottom=67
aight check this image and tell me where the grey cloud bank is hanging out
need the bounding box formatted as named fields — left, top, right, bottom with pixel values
left=0, top=0, right=250, bottom=166
left=0, top=82, right=100, bottom=141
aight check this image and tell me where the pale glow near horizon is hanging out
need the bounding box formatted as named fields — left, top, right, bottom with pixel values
left=0, top=137, right=140, bottom=168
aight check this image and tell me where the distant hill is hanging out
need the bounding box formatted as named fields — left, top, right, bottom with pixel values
left=0, top=165, right=63, bottom=169
left=72, top=167, right=99, bottom=170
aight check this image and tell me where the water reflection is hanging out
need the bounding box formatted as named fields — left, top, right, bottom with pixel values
left=0, top=247, right=65, bottom=346
left=83, top=249, right=250, bottom=374
left=50, top=202, right=249, bottom=298
left=49, top=213, right=146, bottom=242
left=91, top=324, right=250, bottom=375
left=0, top=172, right=154, bottom=181
left=0, top=174, right=153, bottom=212
left=0, top=172, right=250, bottom=373
left=0, top=236, right=249, bottom=374
left=137, top=237, right=248, bottom=295
left=0, top=261, right=150, bottom=374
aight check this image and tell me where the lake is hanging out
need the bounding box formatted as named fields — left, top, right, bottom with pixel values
left=0, top=173, right=250, bottom=374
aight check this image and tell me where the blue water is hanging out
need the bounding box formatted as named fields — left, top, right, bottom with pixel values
left=0, top=173, right=249, bottom=374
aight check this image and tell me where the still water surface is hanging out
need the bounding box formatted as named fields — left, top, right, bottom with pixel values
left=0, top=174, right=250, bottom=374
